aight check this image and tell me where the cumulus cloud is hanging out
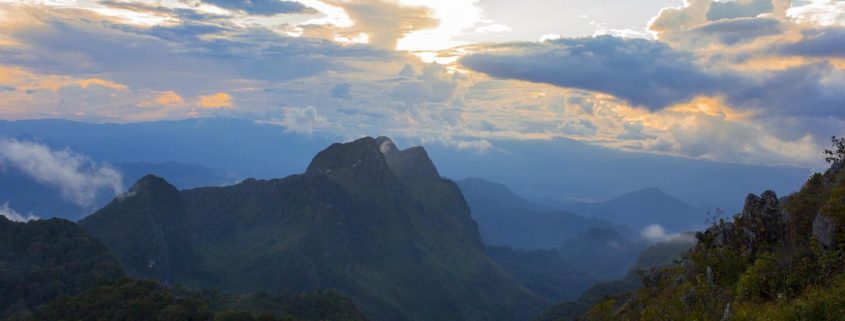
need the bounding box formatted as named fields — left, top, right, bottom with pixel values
left=389, top=63, right=459, bottom=104
left=0, top=138, right=123, bottom=208
left=263, top=106, right=329, bottom=135
left=787, top=0, right=845, bottom=26
left=0, top=202, right=39, bottom=222
left=302, top=0, right=439, bottom=49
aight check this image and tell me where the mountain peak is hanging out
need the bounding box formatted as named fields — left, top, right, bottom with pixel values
left=121, top=175, right=180, bottom=201
left=379, top=141, right=441, bottom=183
left=305, top=137, right=396, bottom=187
left=375, top=136, right=398, bottom=154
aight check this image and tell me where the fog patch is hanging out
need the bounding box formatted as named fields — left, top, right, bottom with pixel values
left=641, top=223, right=696, bottom=243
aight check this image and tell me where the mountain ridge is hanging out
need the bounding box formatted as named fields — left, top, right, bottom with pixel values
left=79, top=136, right=546, bottom=321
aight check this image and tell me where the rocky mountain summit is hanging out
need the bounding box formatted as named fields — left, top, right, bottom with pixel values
left=80, top=137, right=545, bottom=321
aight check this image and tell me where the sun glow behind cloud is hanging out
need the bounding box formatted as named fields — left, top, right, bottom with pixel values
left=395, top=0, right=483, bottom=52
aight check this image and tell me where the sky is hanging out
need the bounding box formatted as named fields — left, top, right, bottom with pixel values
left=0, top=0, right=843, bottom=168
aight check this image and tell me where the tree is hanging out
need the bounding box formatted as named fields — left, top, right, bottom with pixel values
left=824, top=136, right=845, bottom=165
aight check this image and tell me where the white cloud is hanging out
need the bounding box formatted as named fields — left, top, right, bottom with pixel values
left=642, top=224, right=669, bottom=241
left=787, top=0, right=845, bottom=26
left=0, top=138, right=123, bottom=207
left=0, top=202, right=38, bottom=222
left=262, top=106, right=329, bottom=135
left=454, top=138, right=493, bottom=152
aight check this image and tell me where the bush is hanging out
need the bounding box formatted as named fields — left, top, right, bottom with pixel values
left=736, top=254, right=779, bottom=302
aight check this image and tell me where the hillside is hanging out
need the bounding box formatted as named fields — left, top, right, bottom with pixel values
left=13, top=278, right=369, bottom=321
left=566, top=154, right=845, bottom=320
left=79, top=137, right=545, bottom=321
left=0, top=217, right=125, bottom=318
left=535, top=235, right=696, bottom=321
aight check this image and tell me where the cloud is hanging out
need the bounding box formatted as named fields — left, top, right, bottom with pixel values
left=706, top=0, right=774, bottom=21
left=138, top=91, right=186, bottom=108
left=202, top=0, right=313, bottom=16
left=781, top=28, right=845, bottom=58
left=0, top=138, right=123, bottom=208
left=691, top=17, right=782, bottom=45
left=787, top=0, right=845, bottom=26
left=303, top=0, right=439, bottom=49
left=198, top=92, right=233, bottom=109
left=454, top=138, right=494, bottom=152
left=461, top=36, right=725, bottom=110
left=641, top=224, right=697, bottom=243
left=263, top=106, right=329, bottom=134
left=389, top=63, right=458, bottom=104
left=0, top=202, right=39, bottom=222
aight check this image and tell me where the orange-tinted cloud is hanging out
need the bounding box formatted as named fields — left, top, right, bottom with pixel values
left=198, top=92, right=233, bottom=109
left=138, top=91, right=185, bottom=108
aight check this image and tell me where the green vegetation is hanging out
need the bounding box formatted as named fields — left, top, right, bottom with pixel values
left=11, top=278, right=369, bottom=321
left=557, top=139, right=845, bottom=321
left=0, top=217, right=125, bottom=318
left=487, top=246, right=598, bottom=301
left=824, top=136, right=845, bottom=165
left=534, top=235, right=695, bottom=321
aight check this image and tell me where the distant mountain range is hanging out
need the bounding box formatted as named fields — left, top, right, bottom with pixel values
left=457, top=177, right=625, bottom=249
left=554, top=187, right=706, bottom=233
left=0, top=118, right=809, bottom=214
left=78, top=137, right=546, bottom=321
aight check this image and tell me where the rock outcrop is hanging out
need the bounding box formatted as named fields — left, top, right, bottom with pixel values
left=813, top=213, right=837, bottom=249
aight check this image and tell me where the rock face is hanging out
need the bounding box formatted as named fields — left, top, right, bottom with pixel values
left=738, top=191, right=790, bottom=249
left=692, top=190, right=792, bottom=268
left=813, top=213, right=837, bottom=249
left=80, top=137, right=544, bottom=321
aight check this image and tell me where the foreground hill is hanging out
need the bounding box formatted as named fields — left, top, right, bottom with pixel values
left=13, top=278, right=369, bottom=321
left=0, top=216, right=125, bottom=318
left=80, top=137, right=545, bottom=321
